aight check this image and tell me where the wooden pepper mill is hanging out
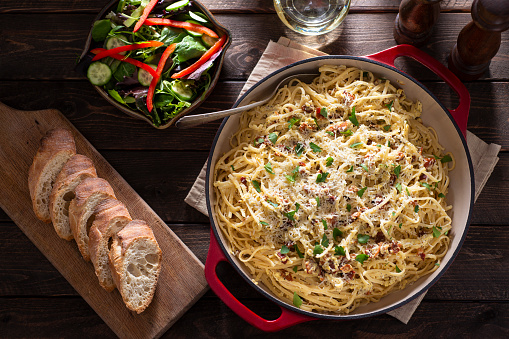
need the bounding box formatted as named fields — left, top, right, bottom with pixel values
left=393, top=0, right=443, bottom=46
left=448, top=0, right=509, bottom=81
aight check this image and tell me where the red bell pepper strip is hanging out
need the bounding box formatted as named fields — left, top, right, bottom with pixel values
left=91, top=41, right=164, bottom=61
left=90, top=48, right=158, bottom=78
left=171, top=34, right=226, bottom=79
left=147, top=43, right=177, bottom=112
left=133, top=0, right=159, bottom=32
left=143, top=18, right=219, bottom=38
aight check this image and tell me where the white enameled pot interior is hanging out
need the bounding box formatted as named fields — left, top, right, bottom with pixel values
left=206, top=56, right=473, bottom=319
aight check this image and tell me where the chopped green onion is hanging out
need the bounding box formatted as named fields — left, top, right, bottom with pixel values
left=386, top=100, right=394, bottom=111
left=421, top=182, right=431, bottom=191
left=231, top=165, right=235, bottom=171
left=266, top=199, right=278, bottom=208
left=398, top=223, right=402, bottom=228
left=315, top=196, right=320, bottom=206
left=346, top=165, right=354, bottom=172
left=350, top=142, right=363, bottom=148
left=361, top=164, right=369, bottom=172
left=260, top=221, right=268, bottom=226
left=395, top=265, right=401, bottom=273
left=340, top=129, right=353, bottom=136
left=285, top=175, right=295, bottom=183
left=326, top=130, right=335, bottom=136
left=295, top=244, right=304, bottom=258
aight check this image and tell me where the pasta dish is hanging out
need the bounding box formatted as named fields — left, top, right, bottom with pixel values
left=213, top=65, right=454, bottom=314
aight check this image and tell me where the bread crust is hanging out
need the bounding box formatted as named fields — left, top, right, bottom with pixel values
left=49, top=154, right=97, bottom=240
left=28, top=129, right=76, bottom=222
left=109, top=220, right=162, bottom=313
left=89, top=198, right=132, bottom=291
left=69, top=177, right=116, bottom=261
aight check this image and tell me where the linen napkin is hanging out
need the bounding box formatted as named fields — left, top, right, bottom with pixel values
left=185, top=38, right=501, bottom=324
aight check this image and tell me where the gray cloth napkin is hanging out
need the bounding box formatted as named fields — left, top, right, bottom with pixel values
left=185, top=38, right=501, bottom=324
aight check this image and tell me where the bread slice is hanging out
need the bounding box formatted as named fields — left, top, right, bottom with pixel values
left=89, top=198, right=132, bottom=291
left=109, top=220, right=162, bottom=314
left=49, top=154, right=97, bottom=240
left=28, top=129, right=76, bottom=223
left=69, top=177, right=116, bottom=261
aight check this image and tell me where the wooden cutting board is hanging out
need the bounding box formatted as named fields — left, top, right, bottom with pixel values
left=0, top=102, right=208, bottom=338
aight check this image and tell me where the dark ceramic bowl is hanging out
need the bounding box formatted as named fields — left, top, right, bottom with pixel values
left=77, top=0, right=231, bottom=129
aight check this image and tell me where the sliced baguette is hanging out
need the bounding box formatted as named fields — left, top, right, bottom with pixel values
left=89, top=198, right=132, bottom=291
left=69, top=177, right=116, bottom=261
left=109, top=220, right=162, bottom=314
left=49, top=154, right=97, bottom=240
left=28, top=129, right=76, bottom=223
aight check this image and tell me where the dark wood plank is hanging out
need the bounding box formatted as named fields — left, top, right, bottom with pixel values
left=0, top=0, right=472, bottom=14
left=2, top=221, right=509, bottom=299
left=0, top=148, right=507, bottom=224
left=1, top=13, right=508, bottom=81
left=0, top=81, right=508, bottom=151
left=1, top=297, right=508, bottom=337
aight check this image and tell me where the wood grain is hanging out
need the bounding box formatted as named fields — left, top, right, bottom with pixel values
left=0, top=0, right=473, bottom=14
left=0, top=81, right=508, bottom=150
left=0, top=103, right=208, bottom=338
left=1, top=13, right=508, bottom=81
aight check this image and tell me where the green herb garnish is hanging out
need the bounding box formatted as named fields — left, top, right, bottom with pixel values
left=251, top=180, right=261, bottom=192
left=268, top=132, right=278, bottom=144
left=326, top=130, right=335, bottom=136
left=386, top=100, right=394, bottom=111
left=309, top=142, right=322, bottom=153
left=383, top=125, right=391, bottom=131
left=295, top=244, right=304, bottom=258
left=395, top=265, right=401, bottom=273
left=350, top=142, right=363, bottom=148
left=231, top=165, right=235, bottom=171
left=315, top=196, right=320, bottom=206
left=340, top=129, right=353, bottom=136
left=313, top=243, right=324, bottom=255
left=335, top=245, right=346, bottom=256
left=266, top=199, right=278, bottom=208
left=321, top=234, right=329, bottom=247
left=260, top=221, right=268, bottom=226
left=281, top=245, right=290, bottom=254
left=361, top=164, right=369, bottom=172
left=395, top=183, right=402, bottom=193
left=320, top=107, right=328, bottom=118
left=295, top=143, right=305, bottom=156
left=346, top=204, right=351, bottom=212
left=326, top=156, right=334, bottom=167
left=357, top=234, right=370, bottom=244
left=346, top=165, right=354, bottom=173
left=440, top=155, right=452, bottom=163
left=357, top=186, right=367, bottom=198
left=421, top=182, right=431, bottom=191
left=394, top=165, right=401, bottom=178
left=293, top=266, right=298, bottom=273
left=432, top=226, right=441, bottom=238
left=316, top=172, right=329, bottom=183
left=438, top=193, right=445, bottom=198
left=333, top=228, right=343, bottom=240
left=355, top=253, right=369, bottom=264
left=264, top=162, right=275, bottom=174
left=293, top=292, right=303, bottom=308
left=349, top=106, right=359, bottom=126
left=414, top=205, right=419, bottom=213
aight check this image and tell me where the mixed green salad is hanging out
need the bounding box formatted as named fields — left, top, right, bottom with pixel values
left=85, top=0, right=227, bottom=127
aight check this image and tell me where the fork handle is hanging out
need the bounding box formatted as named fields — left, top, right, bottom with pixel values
left=175, top=99, right=266, bottom=129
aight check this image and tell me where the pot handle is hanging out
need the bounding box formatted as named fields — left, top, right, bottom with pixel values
left=364, top=44, right=470, bottom=138
left=205, top=228, right=314, bottom=332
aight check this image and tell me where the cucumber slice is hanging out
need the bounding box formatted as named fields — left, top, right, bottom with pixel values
left=171, top=80, right=194, bottom=101
left=185, top=20, right=203, bottom=37
left=201, top=34, right=218, bottom=48
left=138, top=64, right=157, bottom=86
left=105, top=36, right=127, bottom=55
left=166, top=0, right=189, bottom=11
left=87, top=62, right=112, bottom=86
left=124, top=5, right=145, bottom=27
left=189, top=11, right=208, bottom=23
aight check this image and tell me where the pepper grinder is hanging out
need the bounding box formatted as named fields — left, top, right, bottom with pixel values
left=448, top=0, right=509, bottom=81
left=393, top=0, right=443, bottom=46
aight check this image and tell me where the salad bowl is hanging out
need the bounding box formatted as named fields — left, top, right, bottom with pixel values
left=77, top=0, right=231, bottom=129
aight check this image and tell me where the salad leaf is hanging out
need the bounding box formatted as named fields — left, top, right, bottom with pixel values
left=92, top=19, right=112, bottom=42
left=175, top=35, right=207, bottom=62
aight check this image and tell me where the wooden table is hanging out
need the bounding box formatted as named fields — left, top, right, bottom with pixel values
left=1, top=0, right=508, bottom=337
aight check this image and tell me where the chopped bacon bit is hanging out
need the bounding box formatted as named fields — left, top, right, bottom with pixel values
left=424, top=157, right=436, bottom=169
left=419, top=252, right=426, bottom=260
left=299, top=162, right=306, bottom=167
left=326, top=121, right=348, bottom=132
left=348, top=186, right=359, bottom=193
left=240, top=177, right=248, bottom=187
left=342, top=91, right=355, bottom=105
left=303, top=259, right=320, bottom=275
left=276, top=251, right=289, bottom=264
left=396, top=152, right=405, bottom=161
left=299, top=122, right=312, bottom=132
left=375, top=231, right=385, bottom=243
left=288, top=107, right=293, bottom=112
left=389, top=174, right=397, bottom=186
left=351, top=211, right=361, bottom=220
left=418, top=147, right=423, bottom=155
left=302, top=104, right=314, bottom=113
left=280, top=270, right=293, bottom=281
left=390, top=241, right=402, bottom=254
left=419, top=173, right=427, bottom=180
left=340, top=264, right=354, bottom=273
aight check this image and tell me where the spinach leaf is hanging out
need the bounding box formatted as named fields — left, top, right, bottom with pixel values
left=113, top=62, right=136, bottom=82
left=175, top=35, right=207, bottom=62
left=92, top=19, right=112, bottom=42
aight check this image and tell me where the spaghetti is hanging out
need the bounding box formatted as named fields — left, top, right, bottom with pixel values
left=213, top=65, right=454, bottom=314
